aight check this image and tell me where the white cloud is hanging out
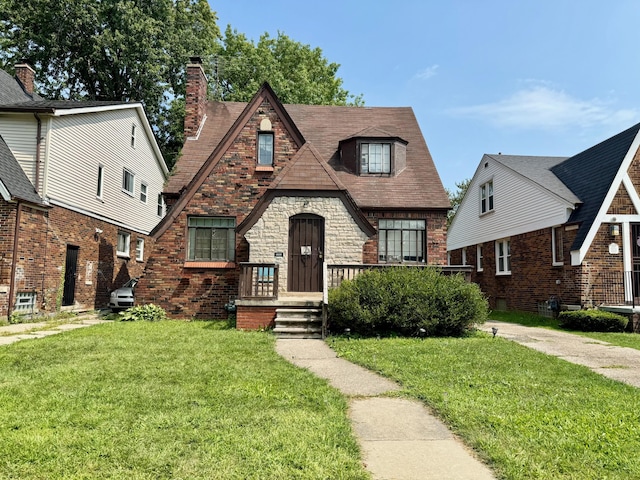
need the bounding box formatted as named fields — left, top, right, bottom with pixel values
left=414, top=65, right=439, bottom=80
left=449, top=84, right=638, bottom=131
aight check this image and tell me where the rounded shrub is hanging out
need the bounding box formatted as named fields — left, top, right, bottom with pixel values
left=558, top=309, right=628, bottom=332
left=328, top=267, right=488, bottom=337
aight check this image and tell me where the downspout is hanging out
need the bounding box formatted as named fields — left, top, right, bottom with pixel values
left=7, top=202, right=22, bottom=320
left=34, top=113, right=42, bottom=195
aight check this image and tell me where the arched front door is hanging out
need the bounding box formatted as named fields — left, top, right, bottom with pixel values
left=288, top=214, right=324, bottom=292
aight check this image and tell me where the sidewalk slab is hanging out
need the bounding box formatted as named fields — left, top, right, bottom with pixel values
left=276, top=339, right=497, bottom=480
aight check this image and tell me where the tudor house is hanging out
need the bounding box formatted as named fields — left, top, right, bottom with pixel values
left=135, top=57, right=451, bottom=332
left=0, top=63, right=168, bottom=317
left=447, top=122, right=640, bottom=317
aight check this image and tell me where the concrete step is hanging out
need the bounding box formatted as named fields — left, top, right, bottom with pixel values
left=274, top=307, right=323, bottom=339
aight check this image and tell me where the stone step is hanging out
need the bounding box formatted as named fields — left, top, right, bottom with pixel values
left=274, top=307, right=323, bottom=339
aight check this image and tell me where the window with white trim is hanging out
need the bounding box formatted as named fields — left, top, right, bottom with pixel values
left=117, top=231, right=131, bottom=257
left=480, top=180, right=494, bottom=214
left=187, top=217, right=236, bottom=262
left=136, top=238, right=144, bottom=261
left=96, top=164, right=104, bottom=199
left=122, top=168, right=134, bottom=196
left=495, top=238, right=511, bottom=275
left=131, top=124, right=137, bottom=148
left=140, top=182, right=148, bottom=203
left=157, top=194, right=165, bottom=217
left=477, top=244, right=484, bottom=272
left=361, top=143, right=391, bottom=174
left=378, top=219, right=426, bottom=263
left=258, top=132, right=274, bottom=165
left=462, top=247, right=467, bottom=266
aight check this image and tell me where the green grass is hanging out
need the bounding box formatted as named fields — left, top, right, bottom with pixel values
left=489, top=310, right=640, bottom=351
left=329, top=334, right=640, bottom=480
left=0, top=322, right=369, bottom=479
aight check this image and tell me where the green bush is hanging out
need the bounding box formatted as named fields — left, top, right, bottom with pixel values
left=558, top=309, right=628, bottom=332
left=119, top=304, right=167, bottom=322
left=328, top=267, right=488, bottom=337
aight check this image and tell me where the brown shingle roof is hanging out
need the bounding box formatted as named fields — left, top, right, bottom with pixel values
left=272, top=143, right=345, bottom=191
left=167, top=100, right=450, bottom=210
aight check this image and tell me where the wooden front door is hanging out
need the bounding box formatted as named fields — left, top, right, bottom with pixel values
left=288, top=214, right=324, bottom=292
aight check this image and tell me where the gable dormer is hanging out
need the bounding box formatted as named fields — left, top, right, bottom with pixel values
left=338, top=127, right=407, bottom=176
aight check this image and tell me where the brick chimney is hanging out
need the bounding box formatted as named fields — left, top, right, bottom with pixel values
left=184, top=56, right=207, bottom=138
left=15, top=61, right=36, bottom=95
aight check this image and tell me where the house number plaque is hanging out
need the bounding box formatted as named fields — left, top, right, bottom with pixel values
left=300, top=246, right=312, bottom=255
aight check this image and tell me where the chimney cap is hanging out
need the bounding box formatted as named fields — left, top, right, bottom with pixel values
left=189, top=56, right=203, bottom=65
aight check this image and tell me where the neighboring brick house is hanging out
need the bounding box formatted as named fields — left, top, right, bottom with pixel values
left=136, top=57, right=451, bottom=327
left=0, top=63, right=168, bottom=317
left=447, top=122, right=640, bottom=313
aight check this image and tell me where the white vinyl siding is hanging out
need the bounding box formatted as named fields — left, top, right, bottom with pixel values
left=447, top=159, right=573, bottom=251
left=42, top=108, right=166, bottom=234
left=0, top=114, right=42, bottom=186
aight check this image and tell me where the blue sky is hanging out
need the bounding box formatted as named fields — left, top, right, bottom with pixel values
left=211, top=1, right=640, bottom=192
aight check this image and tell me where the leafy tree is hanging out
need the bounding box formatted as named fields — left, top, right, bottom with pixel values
left=212, top=27, right=363, bottom=106
left=0, top=0, right=220, bottom=167
left=446, top=178, right=471, bottom=227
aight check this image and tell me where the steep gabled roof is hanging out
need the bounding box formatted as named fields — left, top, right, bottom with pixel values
left=167, top=99, right=449, bottom=210
left=271, top=143, right=346, bottom=191
left=153, top=82, right=304, bottom=238
left=487, top=154, right=577, bottom=204
left=551, top=122, right=640, bottom=250
left=0, top=135, right=45, bottom=205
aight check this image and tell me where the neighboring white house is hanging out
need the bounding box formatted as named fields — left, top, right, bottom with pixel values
left=0, top=63, right=168, bottom=315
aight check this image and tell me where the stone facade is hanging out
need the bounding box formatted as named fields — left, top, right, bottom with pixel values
left=245, top=196, right=370, bottom=293
left=0, top=199, right=148, bottom=318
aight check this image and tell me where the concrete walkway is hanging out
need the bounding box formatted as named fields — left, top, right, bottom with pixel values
left=481, top=320, right=640, bottom=388
left=276, top=339, right=496, bottom=480
left=0, top=315, right=108, bottom=345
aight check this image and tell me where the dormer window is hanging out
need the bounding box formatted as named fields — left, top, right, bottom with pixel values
left=361, top=143, right=391, bottom=174
left=258, top=132, right=274, bottom=166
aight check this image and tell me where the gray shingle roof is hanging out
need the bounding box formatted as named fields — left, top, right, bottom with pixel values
left=552, top=122, right=640, bottom=251
left=0, top=69, right=42, bottom=104
left=487, top=154, right=578, bottom=204
left=0, top=135, right=44, bottom=205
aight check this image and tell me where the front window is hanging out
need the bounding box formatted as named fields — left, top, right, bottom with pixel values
left=477, top=244, right=484, bottom=272
left=552, top=226, right=564, bottom=265
left=117, top=231, right=130, bottom=257
left=496, top=238, right=511, bottom=275
left=480, top=180, right=494, bottom=214
left=361, top=143, right=391, bottom=174
left=122, top=168, right=134, bottom=196
left=136, top=238, right=144, bottom=261
left=187, top=217, right=236, bottom=262
left=378, top=219, right=425, bottom=263
left=258, top=132, right=274, bottom=165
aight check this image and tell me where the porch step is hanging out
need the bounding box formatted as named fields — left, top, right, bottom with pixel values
left=274, top=307, right=323, bottom=339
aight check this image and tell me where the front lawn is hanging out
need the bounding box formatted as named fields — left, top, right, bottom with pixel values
left=0, top=321, right=369, bottom=479
left=329, top=333, right=640, bottom=480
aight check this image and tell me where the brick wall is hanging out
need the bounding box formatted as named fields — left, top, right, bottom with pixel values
left=452, top=226, right=581, bottom=312
left=137, top=101, right=299, bottom=319
left=236, top=306, right=276, bottom=330
left=362, top=209, right=448, bottom=265
left=0, top=199, right=151, bottom=317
